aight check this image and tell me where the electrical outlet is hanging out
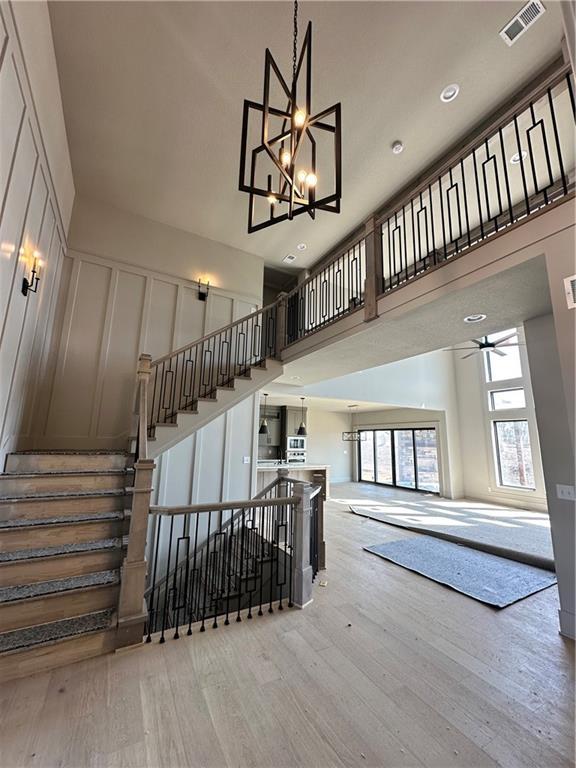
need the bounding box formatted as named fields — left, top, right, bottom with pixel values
left=556, top=484, right=576, bottom=501
left=243, top=456, right=251, bottom=465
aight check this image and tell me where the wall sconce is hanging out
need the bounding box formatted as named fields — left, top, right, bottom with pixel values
left=22, top=251, right=41, bottom=297
left=197, top=278, right=210, bottom=302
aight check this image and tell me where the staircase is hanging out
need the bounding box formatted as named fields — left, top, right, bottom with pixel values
left=0, top=450, right=131, bottom=682
left=0, top=303, right=287, bottom=681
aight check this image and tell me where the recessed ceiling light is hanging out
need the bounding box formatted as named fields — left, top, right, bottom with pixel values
left=463, top=313, right=487, bottom=324
left=440, top=83, right=460, bottom=103
left=296, top=243, right=307, bottom=251
left=510, top=150, right=527, bottom=165
left=282, top=253, right=297, bottom=263
left=290, top=375, right=302, bottom=380
left=391, top=140, right=404, bottom=155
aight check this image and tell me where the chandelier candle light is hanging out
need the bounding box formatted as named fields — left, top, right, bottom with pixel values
left=239, top=0, right=342, bottom=233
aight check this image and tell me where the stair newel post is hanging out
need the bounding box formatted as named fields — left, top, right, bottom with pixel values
left=291, top=482, right=314, bottom=609
left=275, top=292, right=288, bottom=359
left=363, top=214, right=383, bottom=322
left=117, top=353, right=156, bottom=648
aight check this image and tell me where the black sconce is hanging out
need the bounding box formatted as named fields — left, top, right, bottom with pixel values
left=197, top=278, right=210, bottom=302
left=22, top=253, right=41, bottom=297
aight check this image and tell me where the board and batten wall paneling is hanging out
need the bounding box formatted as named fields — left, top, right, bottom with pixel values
left=37, top=248, right=264, bottom=463
left=0, top=1, right=71, bottom=467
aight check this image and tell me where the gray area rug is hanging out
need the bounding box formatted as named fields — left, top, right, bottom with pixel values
left=351, top=502, right=554, bottom=571
left=364, top=537, right=557, bottom=608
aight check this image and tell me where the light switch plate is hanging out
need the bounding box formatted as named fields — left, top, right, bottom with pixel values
left=556, top=484, right=576, bottom=501
left=243, top=456, right=251, bottom=464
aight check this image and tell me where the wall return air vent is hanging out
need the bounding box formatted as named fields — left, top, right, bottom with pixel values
left=564, top=275, right=576, bottom=310
left=499, top=1, right=546, bottom=46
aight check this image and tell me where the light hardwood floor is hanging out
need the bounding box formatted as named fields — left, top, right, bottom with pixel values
left=1, top=495, right=574, bottom=768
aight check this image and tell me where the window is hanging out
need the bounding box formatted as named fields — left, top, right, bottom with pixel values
left=489, top=388, right=526, bottom=410
left=414, top=429, right=440, bottom=493
left=493, top=420, right=535, bottom=489
left=375, top=430, right=393, bottom=484
left=484, top=329, right=522, bottom=382
left=359, top=430, right=375, bottom=481
left=394, top=430, right=416, bottom=489
left=358, top=428, right=439, bottom=493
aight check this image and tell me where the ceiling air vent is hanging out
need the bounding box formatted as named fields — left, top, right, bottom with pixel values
left=499, top=1, right=546, bottom=46
left=564, top=275, right=576, bottom=310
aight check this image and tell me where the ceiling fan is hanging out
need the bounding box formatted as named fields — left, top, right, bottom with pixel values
left=446, top=332, right=523, bottom=359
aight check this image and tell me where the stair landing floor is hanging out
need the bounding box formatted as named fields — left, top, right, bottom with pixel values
left=0, top=497, right=574, bottom=768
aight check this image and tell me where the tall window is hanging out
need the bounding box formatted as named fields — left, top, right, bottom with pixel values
left=482, top=328, right=536, bottom=491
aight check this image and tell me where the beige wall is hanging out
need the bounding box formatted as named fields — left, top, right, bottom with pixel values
left=0, top=1, right=73, bottom=468
left=29, top=197, right=264, bottom=450
left=68, top=195, right=263, bottom=297
left=9, top=0, right=74, bottom=230
left=306, top=409, right=352, bottom=482
left=351, top=407, right=456, bottom=498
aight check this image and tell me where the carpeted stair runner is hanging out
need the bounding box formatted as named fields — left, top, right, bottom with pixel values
left=0, top=537, right=123, bottom=563
left=0, top=510, right=124, bottom=529
left=0, top=609, right=115, bottom=653
left=0, top=569, right=120, bottom=604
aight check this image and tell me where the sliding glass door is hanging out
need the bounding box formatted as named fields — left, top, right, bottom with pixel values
left=359, top=428, right=439, bottom=493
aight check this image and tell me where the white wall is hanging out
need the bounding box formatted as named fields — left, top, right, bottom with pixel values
left=306, top=409, right=352, bottom=483
left=295, top=350, right=464, bottom=497
left=453, top=326, right=547, bottom=512
left=30, top=195, right=264, bottom=451
left=9, top=0, right=74, bottom=229
left=0, top=0, right=74, bottom=468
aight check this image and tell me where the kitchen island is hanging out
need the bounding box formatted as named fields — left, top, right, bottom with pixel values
left=256, top=463, right=330, bottom=499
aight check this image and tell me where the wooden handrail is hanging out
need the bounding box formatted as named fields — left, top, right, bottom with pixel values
left=151, top=300, right=278, bottom=367
left=149, top=495, right=299, bottom=516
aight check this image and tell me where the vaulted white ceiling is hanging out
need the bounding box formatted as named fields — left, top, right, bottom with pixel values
left=49, top=1, right=564, bottom=268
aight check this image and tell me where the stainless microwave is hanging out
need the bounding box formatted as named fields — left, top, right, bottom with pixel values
left=287, top=436, right=306, bottom=451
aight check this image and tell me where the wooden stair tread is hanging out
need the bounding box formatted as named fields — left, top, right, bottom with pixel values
left=0, top=569, right=120, bottom=605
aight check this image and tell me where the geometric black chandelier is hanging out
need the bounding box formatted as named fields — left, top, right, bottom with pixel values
left=238, top=1, right=342, bottom=233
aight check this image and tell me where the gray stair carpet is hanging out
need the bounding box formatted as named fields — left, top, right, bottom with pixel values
left=0, top=537, right=122, bottom=563
left=12, top=450, right=128, bottom=455
left=0, top=609, right=114, bottom=653
left=0, top=569, right=120, bottom=604
left=0, top=489, right=127, bottom=502
left=0, top=511, right=124, bottom=529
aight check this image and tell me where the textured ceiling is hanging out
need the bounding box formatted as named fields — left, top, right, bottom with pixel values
left=275, top=255, right=551, bottom=386
left=49, top=1, right=565, bottom=268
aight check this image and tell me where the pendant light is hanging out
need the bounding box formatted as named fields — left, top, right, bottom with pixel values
left=297, top=396, right=307, bottom=436
left=259, top=393, right=269, bottom=435
left=238, top=0, right=342, bottom=233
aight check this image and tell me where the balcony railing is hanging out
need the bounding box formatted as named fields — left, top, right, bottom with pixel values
left=283, top=236, right=366, bottom=346
left=277, top=60, right=574, bottom=345
left=377, top=65, right=575, bottom=295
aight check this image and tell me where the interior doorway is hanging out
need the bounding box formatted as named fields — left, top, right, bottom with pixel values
left=358, top=428, right=440, bottom=493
